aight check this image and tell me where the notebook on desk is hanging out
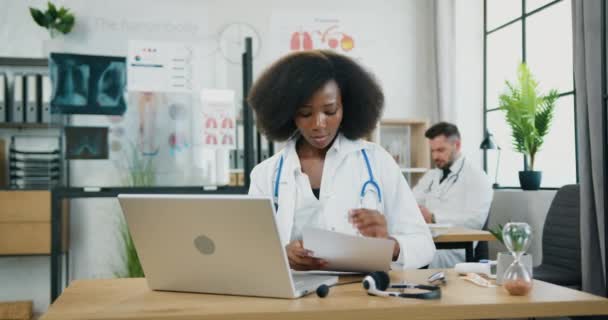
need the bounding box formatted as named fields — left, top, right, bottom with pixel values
left=118, top=194, right=337, bottom=299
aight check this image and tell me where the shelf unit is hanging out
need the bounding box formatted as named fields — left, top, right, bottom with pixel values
left=1, top=54, right=255, bottom=303
left=0, top=57, right=48, bottom=67
left=0, top=56, right=65, bottom=190
left=0, top=56, right=66, bottom=260
left=373, top=119, right=430, bottom=186
left=0, top=123, right=62, bottom=130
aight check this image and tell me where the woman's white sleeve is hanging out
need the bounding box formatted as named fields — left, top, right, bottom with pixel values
left=378, top=148, right=436, bottom=269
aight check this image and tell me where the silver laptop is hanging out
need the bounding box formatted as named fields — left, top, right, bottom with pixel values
left=117, top=194, right=337, bottom=298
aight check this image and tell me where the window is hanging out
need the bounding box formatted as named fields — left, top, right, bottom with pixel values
left=484, top=0, right=577, bottom=188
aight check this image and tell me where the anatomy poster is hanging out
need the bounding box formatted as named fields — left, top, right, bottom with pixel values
left=108, top=91, right=202, bottom=185
left=269, top=11, right=372, bottom=61
left=199, top=89, right=236, bottom=150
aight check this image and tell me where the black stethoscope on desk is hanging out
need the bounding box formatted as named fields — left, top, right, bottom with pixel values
left=423, top=157, right=466, bottom=200
left=273, top=149, right=382, bottom=211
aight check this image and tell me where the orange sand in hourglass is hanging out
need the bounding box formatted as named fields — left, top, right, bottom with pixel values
left=504, top=279, right=533, bottom=296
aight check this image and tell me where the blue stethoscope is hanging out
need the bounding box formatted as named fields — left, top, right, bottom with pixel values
left=423, top=157, right=466, bottom=200
left=273, top=149, right=381, bottom=211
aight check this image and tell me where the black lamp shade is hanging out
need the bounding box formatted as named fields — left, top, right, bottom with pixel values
left=480, top=133, right=499, bottom=150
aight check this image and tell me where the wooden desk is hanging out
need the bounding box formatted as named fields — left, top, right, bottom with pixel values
left=42, top=269, right=608, bottom=320
left=432, top=227, right=496, bottom=262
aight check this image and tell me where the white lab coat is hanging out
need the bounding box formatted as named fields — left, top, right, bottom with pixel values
left=412, top=155, right=493, bottom=268
left=248, top=134, right=435, bottom=269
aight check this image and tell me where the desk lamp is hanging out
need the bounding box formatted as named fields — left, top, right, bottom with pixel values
left=480, top=131, right=501, bottom=189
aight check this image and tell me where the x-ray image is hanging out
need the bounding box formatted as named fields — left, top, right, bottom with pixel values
left=50, top=53, right=127, bottom=115
left=65, top=126, right=109, bottom=160
left=97, top=61, right=126, bottom=108
left=51, top=60, right=89, bottom=107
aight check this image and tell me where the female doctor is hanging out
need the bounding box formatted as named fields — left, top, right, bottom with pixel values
left=247, top=50, right=435, bottom=270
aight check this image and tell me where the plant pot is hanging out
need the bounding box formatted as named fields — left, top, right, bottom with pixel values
left=518, top=171, right=542, bottom=190
left=496, top=252, right=533, bottom=285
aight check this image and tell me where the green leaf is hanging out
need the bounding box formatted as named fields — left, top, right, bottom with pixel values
left=55, top=13, right=75, bottom=34
left=47, top=2, right=58, bottom=18
left=489, top=224, right=504, bottom=245
left=43, top=10, right=55, bottom=28
left=498, top=63, right=558, bottom=170
left=30, top=2, right=75, bottom=35
left=116, top=214, right=144, bottom=278
left=29, top=8, right=47, bottom=27
left=57, top=7, right=68, bottom=18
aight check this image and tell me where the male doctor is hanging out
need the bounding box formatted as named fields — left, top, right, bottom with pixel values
left=412, top=122, right=493, bottom=268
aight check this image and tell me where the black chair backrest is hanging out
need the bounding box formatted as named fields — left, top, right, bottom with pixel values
left=474, top=216, right=490, bottom=261
left=541, top=184, right=581, bottom=273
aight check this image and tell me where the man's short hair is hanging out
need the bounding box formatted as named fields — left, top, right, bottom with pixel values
left=425, top=122, right=461, bottom=140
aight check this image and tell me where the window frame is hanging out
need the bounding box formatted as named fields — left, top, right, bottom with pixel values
left=482, top=0, right=579, bottom=189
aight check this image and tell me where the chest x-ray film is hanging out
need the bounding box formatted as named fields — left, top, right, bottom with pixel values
left=50, top=53, right=127, bottom=115
left=65, top=126, right=109, bottom=160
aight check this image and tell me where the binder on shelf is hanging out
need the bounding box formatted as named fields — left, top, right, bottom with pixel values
left=0, top=73, right=6, bottom=122
left=0, top=139, right=6, bottom=187
left=25, top=74, right=40, bottom=123
left=11, top=74, right=24, bottom=123
left=41, top=75, right=52, bottom=123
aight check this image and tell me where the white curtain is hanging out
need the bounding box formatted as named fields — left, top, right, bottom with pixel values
left=432, top=0, right=457, bottom=123
left=425, top=0, right=484, bottom=166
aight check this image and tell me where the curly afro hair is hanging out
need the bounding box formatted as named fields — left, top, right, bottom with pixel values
left=247, top=50, right=384, bottom=141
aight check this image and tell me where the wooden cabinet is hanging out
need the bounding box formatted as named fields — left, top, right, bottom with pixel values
left=0, top=190, right=67, bottom=255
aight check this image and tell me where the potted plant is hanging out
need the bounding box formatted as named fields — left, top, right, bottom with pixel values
left=489, top=223, right=533, bottom=285
left=30, top=2, right=75, bottom=38
left=114, top=143, right=155, bottom=278
left=498, top=63, right=558, bottom=190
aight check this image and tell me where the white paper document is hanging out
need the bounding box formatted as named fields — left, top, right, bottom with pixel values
left=302, top=227, right=393, bottom=272
left=428, top=223, right=454, bottom=238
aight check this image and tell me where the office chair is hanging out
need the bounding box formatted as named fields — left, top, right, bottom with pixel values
left=533, top=184, right=581, bottom=289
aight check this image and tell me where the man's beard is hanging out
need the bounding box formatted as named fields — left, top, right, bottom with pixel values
left=442, top=161, right=454, bottom=170
left=438, top=152, right=456, bottom=169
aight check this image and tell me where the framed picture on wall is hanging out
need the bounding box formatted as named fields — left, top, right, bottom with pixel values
left=50, top=53, right=127, bottom=115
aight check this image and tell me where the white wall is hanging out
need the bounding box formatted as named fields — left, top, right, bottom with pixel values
left=0, top=0, right=464, bottom=314
left=452, top=1, right=485, bottom=169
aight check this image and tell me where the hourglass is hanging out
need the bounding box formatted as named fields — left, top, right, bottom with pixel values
left=502, top=222, right=533, bottom=296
